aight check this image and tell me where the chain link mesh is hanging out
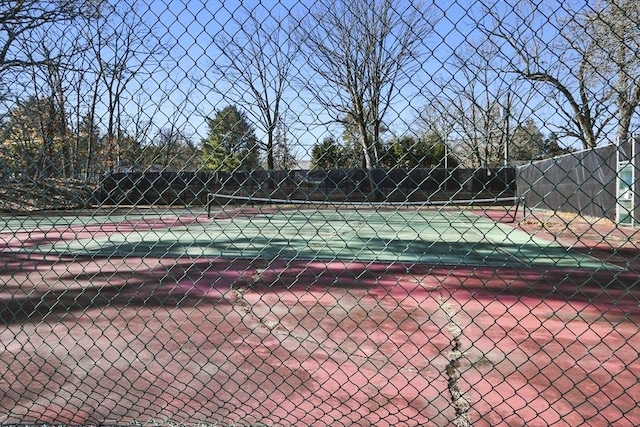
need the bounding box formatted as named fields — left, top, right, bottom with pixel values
left=1, top=0, right=639, bottom=425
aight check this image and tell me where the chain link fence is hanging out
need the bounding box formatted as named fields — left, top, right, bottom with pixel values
left=1, top=0, right=639, bottom=425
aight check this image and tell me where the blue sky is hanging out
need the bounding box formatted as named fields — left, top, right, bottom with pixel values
left=2, top=0, right=606, bottom=164
left=120, top=0, right=602, bottom=161
left=130, top=0, right=484, bottom=159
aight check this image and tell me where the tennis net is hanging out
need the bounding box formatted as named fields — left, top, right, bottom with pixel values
left=206, top=192, right=524, bottom=223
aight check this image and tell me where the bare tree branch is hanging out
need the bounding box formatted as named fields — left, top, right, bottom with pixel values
left=0, top=0, right=96, bottom=72
left=296, top=0, right=436, bottom=170
left=204, top=10, right=294, bottom=170
left=478, top=0, right=640, bottom=149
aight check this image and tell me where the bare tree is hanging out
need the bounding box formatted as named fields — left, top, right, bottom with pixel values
left=419, top=40, right=538, bottom=168
left=415, top=102, right=455, bottom=148
left=207, top=8, right=293, bottom=170
left=296, top=0, right=435, bottom=170
left=99, top=2, right=165, bottom=169
left=413, top=100, right=456, bottom=168
left=586, top=0, right=640, bottom=145
left=2, top=22, right=83, bottom=180
left=143, top=127, right=197, bottom=171
left=0, top=0, right=96, bottom=73
left=272, top=114, right=298, bottom=170
left=479, top=0, right=640, bottom=149
left=38, top=42, right=74, bottom=177
left=79, top=0, right=167, bottom=173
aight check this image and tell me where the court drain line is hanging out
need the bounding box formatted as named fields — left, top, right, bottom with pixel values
left=439, top=295, right=473, bottom=427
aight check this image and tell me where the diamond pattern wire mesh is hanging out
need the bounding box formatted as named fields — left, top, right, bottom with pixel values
left=0, top=0, right=639, bottom=425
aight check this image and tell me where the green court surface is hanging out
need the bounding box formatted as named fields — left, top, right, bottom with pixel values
left=0, top=210, right=171, bottom=232
left=9, top=208, right=615, bottom=270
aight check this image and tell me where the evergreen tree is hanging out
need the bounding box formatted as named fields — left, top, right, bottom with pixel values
left=201, top=105, right=259, bottom=171
left=310, top=137, right=357, bottom=169
left=383, top=134, right=458, bottom=169
left=509, top=119, right=545, bottom=161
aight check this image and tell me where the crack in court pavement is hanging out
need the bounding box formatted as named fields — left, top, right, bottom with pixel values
left=439, top=295, right=473, bottom=427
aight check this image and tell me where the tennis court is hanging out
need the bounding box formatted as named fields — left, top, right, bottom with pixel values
left=1, top=204, right=638, bottom=425
left=2, top=205, right=617, bottom=269
left=5, top=0, right=640, bottom=424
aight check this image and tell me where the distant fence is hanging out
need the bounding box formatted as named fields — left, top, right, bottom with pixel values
left=99, top=167, right=517, bottom=206
left=517, top=139, right=639, bottom=223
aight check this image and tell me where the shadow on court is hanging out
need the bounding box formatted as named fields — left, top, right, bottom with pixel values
left=1, top=252, right=637, bottom=326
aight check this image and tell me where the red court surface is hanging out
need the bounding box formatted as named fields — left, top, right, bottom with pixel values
left=0, top=211, right=638, bottom=425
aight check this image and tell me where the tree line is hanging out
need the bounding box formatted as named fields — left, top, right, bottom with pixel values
left=0, top=0, right=634, bottom=181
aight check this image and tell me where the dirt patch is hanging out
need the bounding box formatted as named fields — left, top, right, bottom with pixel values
left=509, top=210, right=640, bottom=270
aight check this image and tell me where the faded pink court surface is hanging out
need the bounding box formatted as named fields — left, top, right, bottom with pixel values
left=0, top=209, right=638, bottom=426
